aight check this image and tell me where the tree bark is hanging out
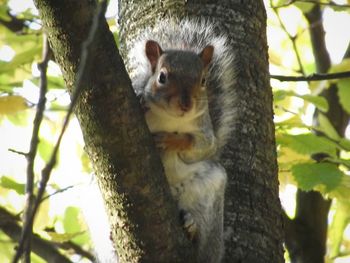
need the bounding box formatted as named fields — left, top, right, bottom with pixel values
left=119, top=1, right=284, bottom=262
left=34, top=0, right=283, bottom=262
left=33, top=0, right=193, bottom=262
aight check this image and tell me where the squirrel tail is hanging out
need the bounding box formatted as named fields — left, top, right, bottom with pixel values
left=129, top=18, right=237, bottom=152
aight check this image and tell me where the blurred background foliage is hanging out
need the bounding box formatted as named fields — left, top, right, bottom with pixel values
left=0, top=0, right=349, bottom=262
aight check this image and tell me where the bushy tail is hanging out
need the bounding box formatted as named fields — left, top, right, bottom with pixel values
left=128, top=18, right=236, bottom=151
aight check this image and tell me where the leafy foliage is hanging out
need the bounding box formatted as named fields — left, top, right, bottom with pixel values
left=270, top=0, right=350, bottom=261
left=338, top=79, right=350, bottom=114
left=0, top=175, right=25, bottom=194
left=277, top=133, right=338, bottom=156
left=0, top=95, right=28, bottom=115
left=291, top=162, right=343, bottom=192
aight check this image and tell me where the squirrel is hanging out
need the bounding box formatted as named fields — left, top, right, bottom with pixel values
left=83, top=19, right=236, bottom=263
left=128, top=19, right=236, bottom=263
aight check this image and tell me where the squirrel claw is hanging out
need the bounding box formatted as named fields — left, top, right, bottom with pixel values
left=152, top=132, right=168, bottom=150
left=153, top=132, right=193, bottom=151
left=180, top=210, right=198, bottom=241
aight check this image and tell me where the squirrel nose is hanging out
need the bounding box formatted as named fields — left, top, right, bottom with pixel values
left=179, top=94, right=192, bottom=112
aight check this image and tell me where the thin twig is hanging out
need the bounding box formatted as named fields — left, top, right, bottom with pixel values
left=55, top=240, right=95, bottom=261
left=270, top=70, right=350, bottom=81
left=13, top=33, right=51, bottom=263
left=12, top=2, right=107, bottom=262
left=40, top=185, right=75, bottom=203
left=270, top=0, right=305, bottom=74
left=0, top=206, right=73, bottom=263
left=272, top=0, right=350, bottom=9
left=8, top=148, right=28, bottom=156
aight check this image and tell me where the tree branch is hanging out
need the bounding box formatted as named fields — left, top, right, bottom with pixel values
left=0, top=11, right=28, bottom=33
left=0, top=207, right=73, bottom=263
left=14, top=33, right=51, bottom=263
left=12, top=2, right=107, bottom=262
left=40, top=185, right=75, bottom=203
left=55, top=240, right=94, bottom=262
left=34, top=0, right=194, bottom=261
left=270, top=70, right=350, bottom=81
left=270, top=0, right=305, bottom=74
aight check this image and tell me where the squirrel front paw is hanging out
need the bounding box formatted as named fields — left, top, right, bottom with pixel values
left=180, top=210, right=198, bottom=242
left=153, top=132, right=193, bottom=151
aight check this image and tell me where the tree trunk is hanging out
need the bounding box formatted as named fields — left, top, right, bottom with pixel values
left=119, top=1, right=284, bottom=262
left=35, top=0, right=284, bottom=262
left=34, top=0, right=193, bottom=262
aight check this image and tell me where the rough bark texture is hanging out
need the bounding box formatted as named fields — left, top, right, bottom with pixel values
left=284, top=5, right=349, bottom=263
left=34, top=0, right=193, bottom=262
left=216, top=3, right=284, bottom=262
left=119, top=1, right=284, bottom=262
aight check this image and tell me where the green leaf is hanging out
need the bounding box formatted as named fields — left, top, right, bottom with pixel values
left=291, top=163, right=343, bottom=192
left=63, top=206, right=88, bottom=244
left=338, top=79, right=350, bottom=114
left=295, top=94, right=329, bottom=112
left=339, top=138, right=350, bottom=151
left=0, top=81, right=23, bottom=92
left=38, top=138, right=52, bottom=163
left=317, top=113, right=340, bottom=141
left=0, top=95, right=28, bottom=115
left=6, top=110, right=29, bottom=126
left=329, top=201, right=350, bottom=258
left=273, top=90, right=329, bottom=111
left=277, top=133, right=337, bottom=157
left=46, top=231, right=84, bottom=243
left=0, top=232, right=14, bottom=262
left=275, top=115, right=306, bottom=129
left=47, top=76, right=65, bottom=89
left=31, top=76, right=65, bottom=90
left=31, top=253, right=46, bottom=263
left=1, top=34, right=40, bottom=47
left=47, top=102, right=68, bottom=112
left=63, top=206, right=80, bottom=233
left=273, top=0, right=285, bottom=5
left=0, top=176, right=25, bottom=194
left=0, top=45, right=41, bottom=73
left=330, top=58, right=350, bottom=74
left=273, top=89, right=289, bottom=102
left=33, top=196, right=50, bottom=230
left=294, top=2, right=315, bottom=13
left=339, top=159, right=350, bottom=168
left=0, top=7, right=9, bottom=21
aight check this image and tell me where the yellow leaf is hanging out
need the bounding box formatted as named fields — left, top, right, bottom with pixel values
left=277, top=144, right=310, bottom=166
left=269, top=50, right=283, bottom=67
left=0, top=96, right=27, bottom=115
left=33, top=197, right=50, bottom=231
left=294, top=2, right=315, bottom=13
left=329, top=58, right=350, bottom=73
left=44, top=231, right=84, bottom=243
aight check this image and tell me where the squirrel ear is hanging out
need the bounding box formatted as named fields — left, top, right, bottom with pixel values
left=145, top=40, right=163, bottom=72
left=199, top=45, right=214, bottom=68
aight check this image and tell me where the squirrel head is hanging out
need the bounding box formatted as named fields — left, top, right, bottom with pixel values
left=144, top=40, right=213, bottom=116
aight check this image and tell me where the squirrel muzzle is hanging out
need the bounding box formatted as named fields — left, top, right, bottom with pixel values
left=179, top=92, right=192, bottom=112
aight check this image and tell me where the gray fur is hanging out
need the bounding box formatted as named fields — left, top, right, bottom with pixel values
left=129, top=18, right=236, bottom=151
left=128, top=18, right=236, bottom=263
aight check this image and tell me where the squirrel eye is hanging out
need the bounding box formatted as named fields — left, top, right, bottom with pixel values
left=158, top=71, right=167, bottom=85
